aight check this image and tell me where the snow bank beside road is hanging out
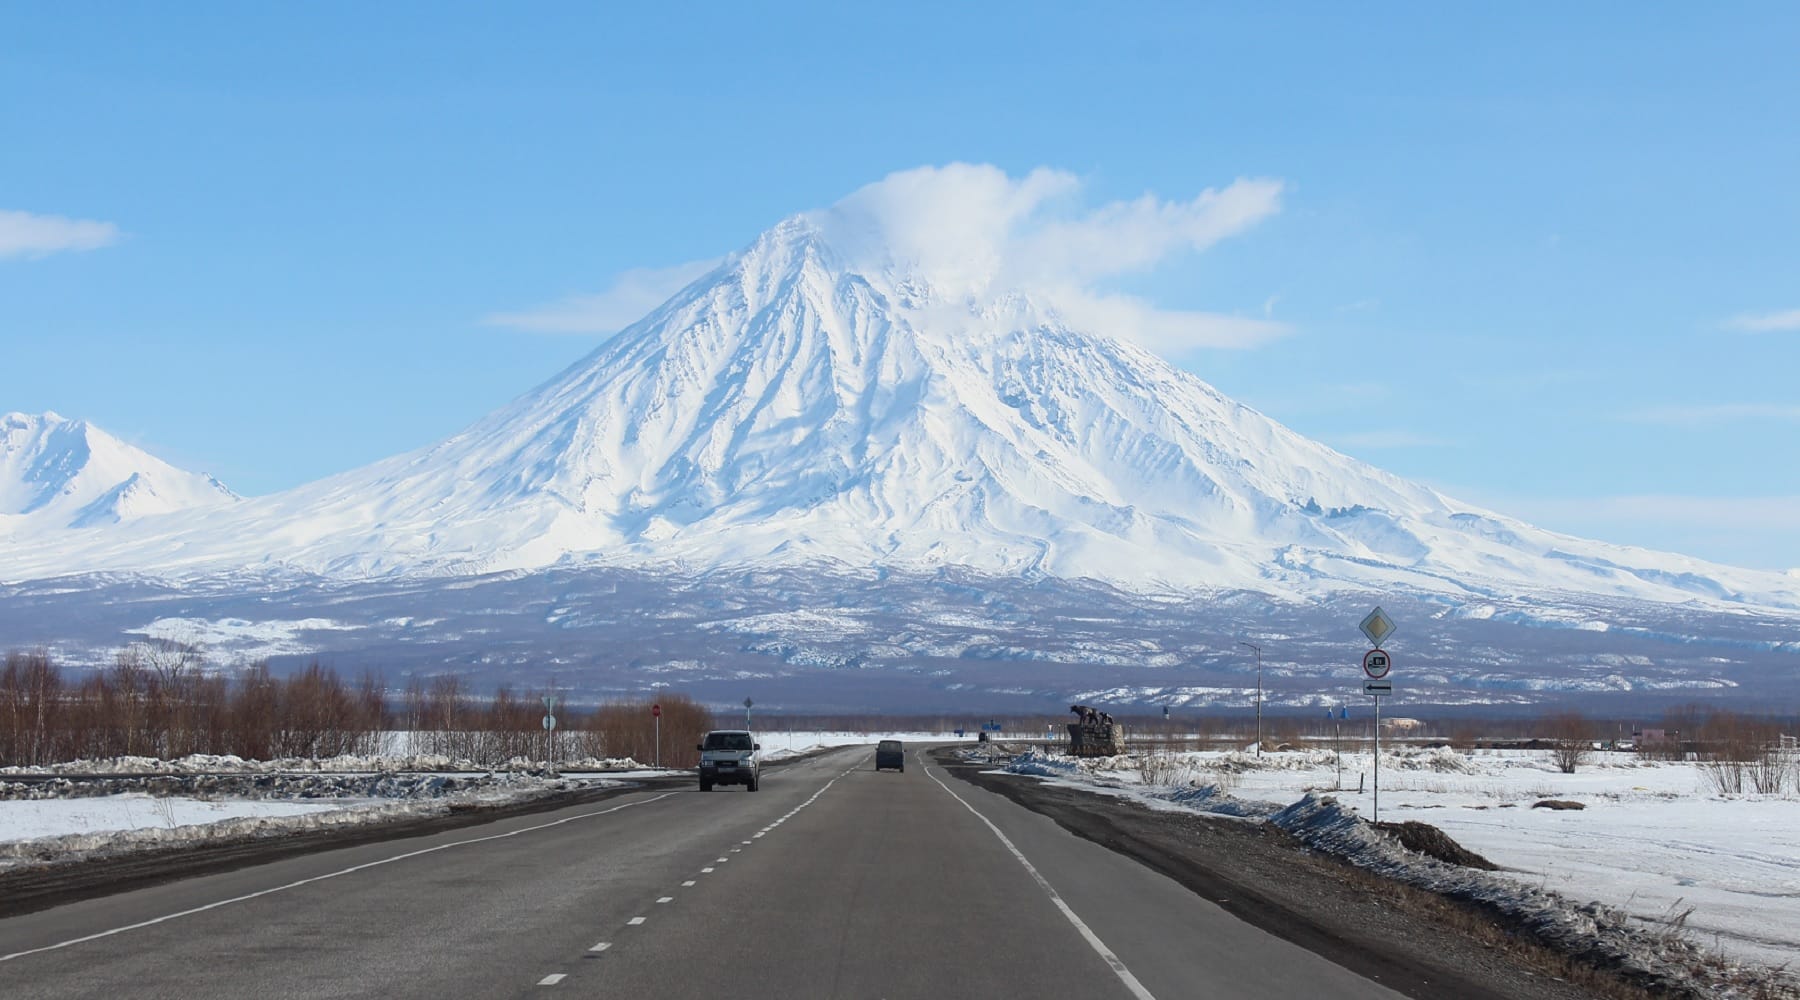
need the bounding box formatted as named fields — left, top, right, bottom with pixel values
left=1002, top=745, right=1800, bottom=997
left=0, top=770, right=620, bottom=873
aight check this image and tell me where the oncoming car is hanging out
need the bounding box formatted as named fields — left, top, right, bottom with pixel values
left=875, top=739, right=904, bottom=772
left=697, top=729, right=760, bottom=791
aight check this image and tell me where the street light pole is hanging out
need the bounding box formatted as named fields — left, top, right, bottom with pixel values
left=1239, top=641, right=1262, bottom=758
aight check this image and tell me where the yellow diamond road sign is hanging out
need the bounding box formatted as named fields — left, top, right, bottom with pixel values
left=1360, top=607, right=1397, bottom=647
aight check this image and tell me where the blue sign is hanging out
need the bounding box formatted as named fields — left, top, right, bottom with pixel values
left=981, top=721, right=1003, bottom=732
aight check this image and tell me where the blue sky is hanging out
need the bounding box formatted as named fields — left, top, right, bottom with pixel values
left=3, top=4, right=1797, bottom=569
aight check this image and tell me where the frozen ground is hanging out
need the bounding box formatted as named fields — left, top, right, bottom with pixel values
left=1008, top=743, right=1800, bottom=976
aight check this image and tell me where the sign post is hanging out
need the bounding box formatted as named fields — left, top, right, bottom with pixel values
left=652, top=702, right=662, bottom=769
left=541, top=694, right=560, bottom=767
left=1357, top=608, right=1398, bottom=824
left=743, top=697, right=753, bottom=730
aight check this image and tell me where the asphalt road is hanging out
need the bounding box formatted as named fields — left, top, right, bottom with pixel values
left=0, top=746, right=1405, bottom=999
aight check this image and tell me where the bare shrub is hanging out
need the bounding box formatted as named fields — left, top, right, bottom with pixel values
left=1540, top=711, right=1592, bottom=774
left=1699, top=711, right=1789, bottom=796
left=582, top=694, right=713, bottom=768
left=1136, top=749, right=1192, bottom=786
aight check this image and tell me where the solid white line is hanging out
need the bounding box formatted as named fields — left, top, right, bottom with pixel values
left=0, top=792, right=680, bottom=965
left=921, top=753, right=1157, bottom=1000
left=538, top=973, right=567, bottom=985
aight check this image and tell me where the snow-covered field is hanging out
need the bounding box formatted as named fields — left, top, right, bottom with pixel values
left=1008, top=744, right=1800, bottom=974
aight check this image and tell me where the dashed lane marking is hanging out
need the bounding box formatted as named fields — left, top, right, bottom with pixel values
left=656, top=897, right=673, bottom=904
left=588, top=942, right=611, bottom=953
left=681, top=880, right=696, bottom=887
left=0, top=792, right=680, bottom=965
left=538, top=974, right=566, bottom=986
left=627, top=917, right=646, bottom=926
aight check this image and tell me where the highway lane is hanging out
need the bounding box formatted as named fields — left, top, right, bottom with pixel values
left=0, top=746, right=1405, bottom=999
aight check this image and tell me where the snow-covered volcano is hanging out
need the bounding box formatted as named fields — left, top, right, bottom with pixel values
left=3, top=217, right=1797, bottom=611
left=0, top=412, right=237, bottom=532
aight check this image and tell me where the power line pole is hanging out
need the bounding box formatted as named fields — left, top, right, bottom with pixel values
left=1240, top=641, right=1262, bottom=758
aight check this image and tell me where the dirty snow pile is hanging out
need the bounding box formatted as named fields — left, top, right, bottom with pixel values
left=0, top=751, right=644, bottom=776
left=0, top=765, right=627, bottom=873
left=1004, top=745, right=1800, bottom=997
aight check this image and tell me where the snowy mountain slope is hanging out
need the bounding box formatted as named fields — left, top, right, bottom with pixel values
left=0, top=412, right=238, bottom=533
left=2, top=220, right=1797, bottom=612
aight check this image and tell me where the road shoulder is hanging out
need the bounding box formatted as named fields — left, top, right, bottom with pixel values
left=941, top=752, right=1652, bottom=1000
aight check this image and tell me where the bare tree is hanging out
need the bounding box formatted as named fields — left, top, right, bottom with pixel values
left=1, top=650, right=62, bottom=765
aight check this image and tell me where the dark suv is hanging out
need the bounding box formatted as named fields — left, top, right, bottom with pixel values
left=875, top=739, right=904, bottom=772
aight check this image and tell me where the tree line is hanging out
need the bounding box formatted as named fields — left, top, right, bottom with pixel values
left=0, top=648, right=715, bottom=769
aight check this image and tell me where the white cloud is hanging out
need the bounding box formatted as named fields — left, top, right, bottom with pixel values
left=1624, top=403, right=1800, bottom=426
left=1723, top=309, right=1800, bottom=333
left=0, top=209, right=120, bottom=259
left=1050, top=293, right=1286, bottom=352
left=812, top=163, right=1288, bottom=351
left=485, top=259, right=722, bottom=334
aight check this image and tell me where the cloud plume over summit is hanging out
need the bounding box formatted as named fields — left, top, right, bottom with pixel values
left=811, top=163, right=1287, bottom=351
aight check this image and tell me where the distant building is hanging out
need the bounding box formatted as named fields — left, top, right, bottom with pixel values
left=1383, top=717, right=1425, bottom=733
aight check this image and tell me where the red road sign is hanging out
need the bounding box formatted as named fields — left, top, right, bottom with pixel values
left=1363, top=648, right=1392, bottom=679
left=652, top=703, right=662, bottom=718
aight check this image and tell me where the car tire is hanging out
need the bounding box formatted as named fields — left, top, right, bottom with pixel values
left=748, top=776, right=759, bottom=791
left=700, top=779, right=712, bottom=792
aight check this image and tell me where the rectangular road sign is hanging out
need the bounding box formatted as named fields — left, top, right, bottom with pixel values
left=1363, top=680, right=1393, bottom=696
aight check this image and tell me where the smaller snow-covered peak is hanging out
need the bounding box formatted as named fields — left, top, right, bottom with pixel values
left=0, top=412, right=238, bottom=529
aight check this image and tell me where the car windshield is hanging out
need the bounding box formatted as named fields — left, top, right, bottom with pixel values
left=704, top=733, right=752, bottom=751
left=878, top=740, right=901, bottom=751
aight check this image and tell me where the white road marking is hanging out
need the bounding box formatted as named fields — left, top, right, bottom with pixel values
left=588, top=942, right=611, bottom=953
left=681, top=880, right=696, bottom=887
left=627, top=917, right=646, bottom=926
left=0, top=792, right=680, bottom=965
left=716, top=857, right=729, bottom=862
left=538, top=973, right=566, bottom=986
left=656, top=896, right=673, bottom=903
left=701, top=867, right=715, bottom=873
left=921, top=753, right=1158, bottom=1000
